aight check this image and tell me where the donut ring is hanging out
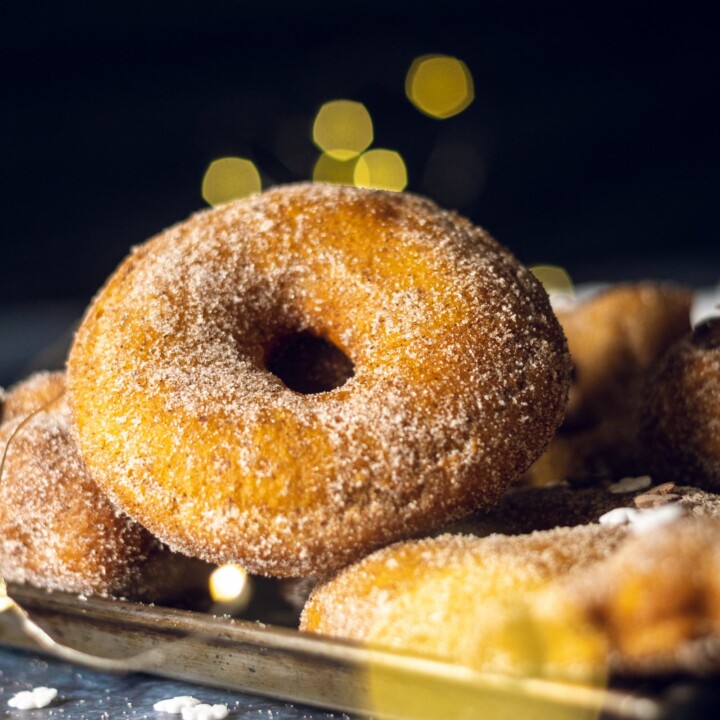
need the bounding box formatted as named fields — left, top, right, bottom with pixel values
left=67, top=183, right=569, bottom=577
left=0, top=372, right=208, bottom=599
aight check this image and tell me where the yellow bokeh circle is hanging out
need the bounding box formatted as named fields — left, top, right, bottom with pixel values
left=530, top=265, right=576, bottom=306
left=209, top=563, right=250, bottom=604
left=312, top=153, right=359, bottom=185
left=354, top=149, right=408, bottom=192
left=312, top=100, right=374, bottom=160
left=201, top=157, right=262, bottom=206
left=406, top=55, right=474, bottom=119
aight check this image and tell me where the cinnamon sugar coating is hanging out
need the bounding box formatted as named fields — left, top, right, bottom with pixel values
left=67, top=183, right=569, bottom=577
left=301, top=527, right=625, bottom=679
left=525, top=282, right=692, bottom=485
left=303, top=491, right=720, bottom=675
left=0, top=371, right=209, bottom=599
left=639, top=318, right=720, bottom=489
left=566, top=517, right=720, bottom=673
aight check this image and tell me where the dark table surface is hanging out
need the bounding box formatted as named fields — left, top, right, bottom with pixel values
left=0, top=647, right=349, bottom=720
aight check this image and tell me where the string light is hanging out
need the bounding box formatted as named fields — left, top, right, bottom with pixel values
left=209, top=564, right=250, bottom=604
left=201, top=157, right=261, bottom=207
left=406, top=55, right=474, bottom=119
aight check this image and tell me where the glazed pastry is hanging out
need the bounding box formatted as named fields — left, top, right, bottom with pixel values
left=303, top=481, right=720, bottom=675
left=566, top=516, right=720, bottom=673
left=301, top=526, right=625, bottom=680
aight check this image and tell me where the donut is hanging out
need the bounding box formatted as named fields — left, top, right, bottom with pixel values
left=1, top=369, right=65, bottom=423
left=639, top=317, right=720, bottom=489
left=566, top=516, right=720, bottom=672
left=0, top=371, right=209, bottom=600
left=67, top=183, right=570, bottom=577
left=301, top=527, right=625, bottom=679
left=303, top=490, right=720, bottom=675
left=525, top=282, right=692, bottom=485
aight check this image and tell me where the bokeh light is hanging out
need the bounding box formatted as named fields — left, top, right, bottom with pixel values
left=312, top=100, right=374, bottom=160
left=209, top=564, right=249, bottom=603
left=354, top=149, right=408, bottom=191
left=201, top=157, right=261, bottom=206
left=366, top=568, right=607, bottom=720
left=312, top=153, right=359, bottom=185
left=530, top=265, right=576, bottom=308
left=406, top=55, right=474, bottom=119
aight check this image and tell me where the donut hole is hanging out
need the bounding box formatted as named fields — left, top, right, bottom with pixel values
left=265, top=330, right=354, bottom=394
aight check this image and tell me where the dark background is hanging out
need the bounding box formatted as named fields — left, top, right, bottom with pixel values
left=1, top=0, right=718, bottom=304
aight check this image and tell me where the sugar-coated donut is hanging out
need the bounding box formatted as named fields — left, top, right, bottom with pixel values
left=67, top=183, right=570, bottom=577
left=525, top=282, right=692, bottom=485
left=301, top=528, right=625, bottom=679
left=0, top=371, right=209, bottom=599
left=566, top=517, right=720, bottom=672
left=639, top=317, right=720, bottom=489
left=303, top=496, right=720, bottom=674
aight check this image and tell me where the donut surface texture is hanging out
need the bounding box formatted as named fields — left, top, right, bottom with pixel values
left=67, top=183, right=570, bottom=577
left=525, top=282, right=692, bottom=485
left=0, top=372, right=209, bottom=599
left=566, top=517, right=720, bottom=673
left=304, top=499, right=720, bottom=674
left=301, top=528, right=624, bottom=679
left=640, top=317, right=720, bottom=489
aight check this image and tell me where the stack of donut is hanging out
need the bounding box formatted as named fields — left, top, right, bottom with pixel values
left=3, top=182, right=720, bottom=680
left=2, top=184, right=569, bottom=592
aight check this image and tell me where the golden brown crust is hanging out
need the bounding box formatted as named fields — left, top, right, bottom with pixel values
left=303, top=483, right=720, bottom=676
left=0, top=371, right=208, bottom=599
left=639, top=318, right=720, bottom=489
left=525, top=282, right=692, bottom=485
left=301, top=527, right=625, bottom=679
left=1, top=370, right=65, bottom=421
left=566, top=518, right=720, bottom=673
left=67, top=183, right=570, bottom=577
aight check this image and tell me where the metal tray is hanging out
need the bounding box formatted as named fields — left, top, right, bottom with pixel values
left=0, top=583, right=666, bottom=720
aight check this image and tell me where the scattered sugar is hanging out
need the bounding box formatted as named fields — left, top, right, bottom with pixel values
left=598, top=507, right=639, bottom=527
left=181, top=704, right=229, bottom=720
left=153, top=696, right=201, bottom=713
left=599, top=504, right=684, bottom=533
left=8, top=686, right=57, bottom=709
left=629, top=503, right=684, bottom=533
left=608, top=475, right=652, bottom=494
